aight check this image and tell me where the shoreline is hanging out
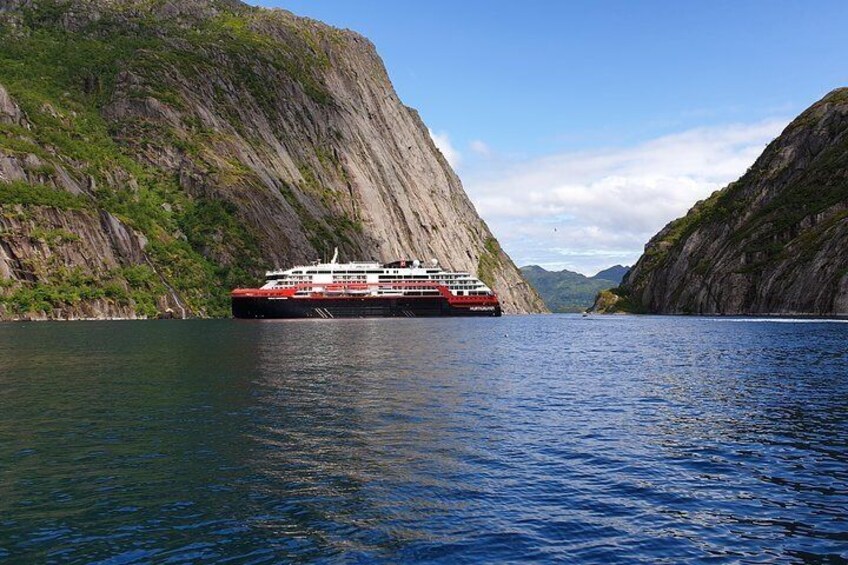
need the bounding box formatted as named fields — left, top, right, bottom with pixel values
left=3, top=312, right=848, bottom=323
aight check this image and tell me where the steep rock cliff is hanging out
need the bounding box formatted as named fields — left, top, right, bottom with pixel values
left=600, top=89, right=848, bottom=315
left=0, top=0, right=545, bottom=318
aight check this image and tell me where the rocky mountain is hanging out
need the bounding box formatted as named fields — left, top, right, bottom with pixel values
left=521, top=265, right=620, bottom=312
left=594, top=89, right=848, bottom=315
left=0, top=0, right=546, bottom=319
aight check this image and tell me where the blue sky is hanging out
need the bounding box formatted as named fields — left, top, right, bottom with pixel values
left=253, top=1, right=848, bottom=274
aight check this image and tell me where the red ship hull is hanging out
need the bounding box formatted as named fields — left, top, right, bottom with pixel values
left=231, top=285, right=502, bottom=319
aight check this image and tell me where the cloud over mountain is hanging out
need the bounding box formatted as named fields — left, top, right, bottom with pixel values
left=464, top=119, right=788, bottom=274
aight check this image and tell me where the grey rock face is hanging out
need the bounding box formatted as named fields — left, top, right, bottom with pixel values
left=620, top=88, right=848, bottom=315
left=0, top=205, right=183, bottom=319
left=0, top=0, right=546, bottom=318
left=0, top=84, right=23, bottom=125
left=120, top=6, right=544, bottom=313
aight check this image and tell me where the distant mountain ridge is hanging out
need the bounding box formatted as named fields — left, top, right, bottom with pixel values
left=521, top=265, right=627, bottom=312
left=591, top=265, right=629, bottom=283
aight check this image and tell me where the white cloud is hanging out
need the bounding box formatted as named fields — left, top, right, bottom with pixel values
left=463, top=119, right=789, bottom=275
left=428, top=129, right=461, bottom=169
left=469, top=139, right=492, bottom=157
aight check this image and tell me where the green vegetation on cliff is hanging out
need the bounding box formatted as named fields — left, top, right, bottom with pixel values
left=0, top=1, right=346, bottom=317
left=0, top=265, right=165, bottom=318
left=590, top=287, right=646, bottom=314
left=477, top=237, right=501, bottom=289
left=0, top=0, right=544, bottom=319
left=0, top=181, right=92, bottom=210
left=607, top=88, right=848, bottom=315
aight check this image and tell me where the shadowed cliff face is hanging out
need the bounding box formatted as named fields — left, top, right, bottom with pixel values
left=603, top=89, right=848, bottom=315
left=0, top=0, right=546, bottom=318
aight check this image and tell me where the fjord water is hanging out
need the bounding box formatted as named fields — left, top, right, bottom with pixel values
left=1, top=317, right=846, bottom=563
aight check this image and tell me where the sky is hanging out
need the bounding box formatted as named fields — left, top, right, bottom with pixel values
left=252, top=0, right=848, bottom=275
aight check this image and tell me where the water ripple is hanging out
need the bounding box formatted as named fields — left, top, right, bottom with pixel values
left=0, top=316, right=846, bottom=563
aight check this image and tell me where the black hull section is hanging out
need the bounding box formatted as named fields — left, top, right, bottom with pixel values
left=232, top=296, right=501, bottom=319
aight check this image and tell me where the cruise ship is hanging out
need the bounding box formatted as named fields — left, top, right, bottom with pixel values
left=231, top=250, right=501, bottom=319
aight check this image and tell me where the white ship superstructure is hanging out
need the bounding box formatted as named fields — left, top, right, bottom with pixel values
left=232, top=249, right=502, bottom=319
left=263, top=257, right=494, bottom=298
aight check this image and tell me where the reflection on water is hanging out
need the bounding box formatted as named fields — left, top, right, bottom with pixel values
left=0, top=316, right=846, bottom=563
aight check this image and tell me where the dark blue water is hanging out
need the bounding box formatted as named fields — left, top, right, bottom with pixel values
left=1, top=316, right=846, bottom=563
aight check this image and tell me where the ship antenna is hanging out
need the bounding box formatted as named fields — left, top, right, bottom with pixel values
left=331, top=247, right=339, bottom=264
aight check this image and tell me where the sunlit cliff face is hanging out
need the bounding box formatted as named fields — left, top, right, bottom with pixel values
left=0, top=0, right=545, bottom=319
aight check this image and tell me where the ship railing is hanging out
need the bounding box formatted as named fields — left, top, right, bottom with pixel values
left=285, top=281, right=448, bottom=289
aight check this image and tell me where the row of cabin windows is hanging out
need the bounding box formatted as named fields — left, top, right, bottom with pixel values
left=269, top=274, right=486, bottom=287
left=276, top=270, right=469, bottom=277
left=286, top=270, right=383, bottom=275
left=376, top=275, right=476, bottom=281
left=292, top=290, right=441, bottom=297
left=301, top=270, right=441, bottom=275
left=274, top=279, right=483, bottom=288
